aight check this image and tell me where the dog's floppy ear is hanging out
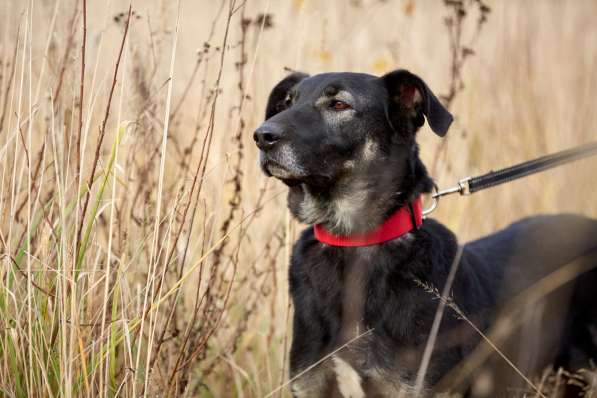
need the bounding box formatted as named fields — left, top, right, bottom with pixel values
left=381, top=69, right=453, bottom=137
left=265, top=72, right=309, bottom=120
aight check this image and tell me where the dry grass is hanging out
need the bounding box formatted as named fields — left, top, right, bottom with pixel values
left=0, top=0, right=596, bottom=397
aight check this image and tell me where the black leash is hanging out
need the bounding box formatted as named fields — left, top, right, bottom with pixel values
left=428, top=141, right=597, bottom=207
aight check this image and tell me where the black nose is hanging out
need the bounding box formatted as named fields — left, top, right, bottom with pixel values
left=253, top=124, right=283, bottom=150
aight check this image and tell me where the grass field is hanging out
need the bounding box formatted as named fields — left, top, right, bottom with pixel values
left=1, top=0, right=596, bottom=396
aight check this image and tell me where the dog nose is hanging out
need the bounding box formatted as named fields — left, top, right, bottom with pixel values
left=253, top=124, right=283, bottom=150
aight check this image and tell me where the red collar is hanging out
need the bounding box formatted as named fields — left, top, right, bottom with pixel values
left=313, top=197, right=423, bottom=247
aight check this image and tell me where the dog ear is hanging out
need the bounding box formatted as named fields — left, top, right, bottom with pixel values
left=265, top=72, right=309, bottom=120
left=381, top=69, right=453, bottom=137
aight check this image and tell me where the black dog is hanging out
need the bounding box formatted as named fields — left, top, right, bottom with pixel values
left=254, top=69, right=597, bottom=397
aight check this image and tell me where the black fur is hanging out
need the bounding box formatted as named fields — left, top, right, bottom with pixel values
left=254, top=69, right=597, bottom=397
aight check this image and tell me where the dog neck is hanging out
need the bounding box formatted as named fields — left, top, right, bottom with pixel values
left=287, top=147, right=433, bottom=236
left=313, top=197, right=423, bottom=246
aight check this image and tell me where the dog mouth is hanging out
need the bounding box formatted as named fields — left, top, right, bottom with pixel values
left=260, top=154, right=305, bottom=185
left=265, top=162, right=304, bottom=186
left=259, top=153, right=331, bottom=187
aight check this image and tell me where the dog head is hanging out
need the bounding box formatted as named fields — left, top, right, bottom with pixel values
left=254, top=69, right=452, bottom=234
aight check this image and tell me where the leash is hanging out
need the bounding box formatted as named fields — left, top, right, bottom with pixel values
left=423, top=141, right=597, bottom=215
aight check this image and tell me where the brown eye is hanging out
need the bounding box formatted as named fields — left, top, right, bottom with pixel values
left=330, top=100, right=351, bottom=110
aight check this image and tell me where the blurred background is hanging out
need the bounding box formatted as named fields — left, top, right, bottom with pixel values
left=1, top=0, right=596, bottom=396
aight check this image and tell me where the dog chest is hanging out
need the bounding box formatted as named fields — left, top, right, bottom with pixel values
left=289, top=235, right=430, bottom=396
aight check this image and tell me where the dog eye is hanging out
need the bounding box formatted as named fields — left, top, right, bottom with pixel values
left=329, top=100, right=351, bottom=111
left=284, top=94, right=293, bottom=107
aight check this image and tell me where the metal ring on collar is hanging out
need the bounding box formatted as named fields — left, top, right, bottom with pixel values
left=422, top=187, right=439, bottom=218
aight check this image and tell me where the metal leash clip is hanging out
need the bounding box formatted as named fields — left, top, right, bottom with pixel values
left=434, top=177, right=472, bottom=198
left=422, top=177, right=471, bottom=217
